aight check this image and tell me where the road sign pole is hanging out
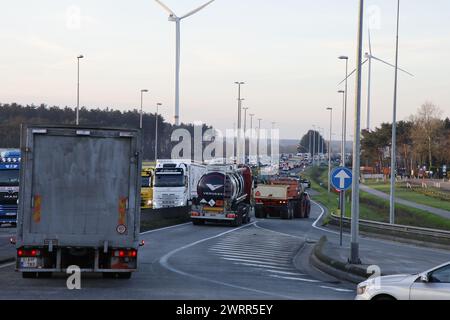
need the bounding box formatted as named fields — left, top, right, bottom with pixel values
left=350, top=0, right=364, bottom=265
left=340, top=191, right=344, bottom=246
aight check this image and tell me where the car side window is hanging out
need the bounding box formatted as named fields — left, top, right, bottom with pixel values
left=430, top=265, right=450, bottom=283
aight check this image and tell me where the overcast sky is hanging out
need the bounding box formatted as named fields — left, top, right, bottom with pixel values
left=1, top=0, right=449, bottom=139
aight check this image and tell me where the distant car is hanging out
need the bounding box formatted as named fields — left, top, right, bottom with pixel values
left=300, top=179, right=311, bottom=189
left=356, top=262, right=450, bottom=300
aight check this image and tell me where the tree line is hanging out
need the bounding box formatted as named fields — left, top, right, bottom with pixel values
left=361, top=102, right=450, bottom=175
left=0, top=103, right=210, bottom=161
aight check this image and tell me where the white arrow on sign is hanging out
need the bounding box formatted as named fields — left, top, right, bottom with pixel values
left=335, top=170, right=351, bottom=189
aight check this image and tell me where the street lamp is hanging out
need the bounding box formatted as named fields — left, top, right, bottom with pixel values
left=235, top=82, right=245, bottom=164
left=312, top=125, right=316, bottom=166
left=390, top=0, right=401, bottom=225
left=349, top=0, right=365, bottom=265
left=140, top=89, right=149, bottom=129
left=76, top=55, right=84, bottom=126
left=155, top=103, right=163, bottom=162
left=249, top=114, right=255, bottom=131
left=326, top=108, right=333, bottom=193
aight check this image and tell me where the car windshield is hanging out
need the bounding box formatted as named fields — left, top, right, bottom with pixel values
left=0, top=170, right=19, bottom=186
left=154, top=173, right=185, bottom=188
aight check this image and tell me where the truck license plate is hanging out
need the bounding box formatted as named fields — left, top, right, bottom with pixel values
left=20, top=257, right=37, bottom=268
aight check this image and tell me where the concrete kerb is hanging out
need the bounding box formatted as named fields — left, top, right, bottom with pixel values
left=310, top=236, right=370, bottom=284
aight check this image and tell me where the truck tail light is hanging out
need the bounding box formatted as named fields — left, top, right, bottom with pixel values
left=191, top=212, right=200, bottom=217
left=226, top=214, right=236, bottom=219
left=113, top=249, right=137, bottom=258
left=17, top=249, right=41, bottom=257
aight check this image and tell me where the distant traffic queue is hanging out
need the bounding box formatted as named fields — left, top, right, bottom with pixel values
left=0, top=150, right=20, bottom=226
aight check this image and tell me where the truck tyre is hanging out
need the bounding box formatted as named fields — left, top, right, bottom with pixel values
left=280, top=207, right=289, bottom=220
left=288, top=202, right=294, bottom=220
left=255, top=206, right=265, bottom=219
left=293, top=200, right=302, bottom=219
left=22, top=272, right=37, bottom=279
left=231, top=214, right=243, bottom=227
left=118, top=272, right=132, bottom=279
left=305, top=200, right=311, bottom=218
left=192, top=219, right=205, bottom=226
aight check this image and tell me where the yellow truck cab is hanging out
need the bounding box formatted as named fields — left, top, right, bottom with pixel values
left=141, top=164, right=155, bottom=209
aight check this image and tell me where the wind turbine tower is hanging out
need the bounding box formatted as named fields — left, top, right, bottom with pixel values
left=155, top=0, right=216, bottom=126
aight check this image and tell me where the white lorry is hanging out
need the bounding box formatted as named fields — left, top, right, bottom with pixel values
left=152, top=160, right=206, bottom=209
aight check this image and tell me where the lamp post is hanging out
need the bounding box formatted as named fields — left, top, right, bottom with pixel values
left=235, top=82, right=245, bottom=163
left=326, top=108, right=333, bottom=194
left=140, top=89, right=149, bottom=129
left=312, top=125, right=316, bottom=166
left=390, top=0, right=401, bottom=225
left=349, top=0, right=365, bottom=264
left=76, top=55, right=84, bottom=126
left=155, top=103, right=163, bottom=162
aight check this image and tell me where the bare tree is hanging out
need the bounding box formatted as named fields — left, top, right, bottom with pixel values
left=411, top=102, right=443, bottom=169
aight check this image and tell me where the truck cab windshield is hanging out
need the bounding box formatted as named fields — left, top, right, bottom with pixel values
left=0, top=170, right=19, bottom=186
left=154, top=173, right=185, bottom=188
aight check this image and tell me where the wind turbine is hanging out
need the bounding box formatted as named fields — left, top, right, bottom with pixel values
left=155, top=0, right=216, bottom=126
left=339, top=29, right=413, bottom=131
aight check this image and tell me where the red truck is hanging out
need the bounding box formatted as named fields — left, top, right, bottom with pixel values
left=254, top=177, right=311, bottom=219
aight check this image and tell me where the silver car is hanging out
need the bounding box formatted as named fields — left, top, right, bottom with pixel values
left=356, top=262, right=450, bottom=300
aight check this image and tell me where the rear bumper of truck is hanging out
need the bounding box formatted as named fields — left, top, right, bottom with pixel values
left=15, top=246, right=138, bottom=273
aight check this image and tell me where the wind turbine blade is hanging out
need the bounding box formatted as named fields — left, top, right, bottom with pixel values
left=368, top=29, right=373, bottom=55
left=337, top=59, right=369, bottom=86
left=371, top=56, right=414, bottom=77
left=180, top=0, right=215, bottom=19
left=154, top=0, right=176, bottom=16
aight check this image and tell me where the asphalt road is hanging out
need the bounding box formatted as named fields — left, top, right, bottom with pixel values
left=0, top=179, right=448, bottom=299
left=0, top=202, right=356, bottom=300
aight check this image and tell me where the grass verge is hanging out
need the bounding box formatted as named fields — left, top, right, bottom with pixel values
left=302, top=167, right=450, bottom=231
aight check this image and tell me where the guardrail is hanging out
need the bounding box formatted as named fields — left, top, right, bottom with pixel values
left=329, top=213, right=450, bottom=246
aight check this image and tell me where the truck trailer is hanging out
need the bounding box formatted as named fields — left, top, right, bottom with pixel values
left=15, top=125, right=142, bottom=279
left=190, top=164, right=254, bottom=226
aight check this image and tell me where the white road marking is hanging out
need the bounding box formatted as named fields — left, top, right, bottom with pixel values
left=212, top=243, right=294, bottom=252
left=159, top=222, right=298, bottom=299
left=0, top=262, right=14, bottom=269
left=209, top=247, right=292, bottom=258
left=253, top=223, right=306, bottom=240
left=269, top=274, right=321, bottom=283
left=215, top=241, right=297, bottom=249
left=221, top=257, right=289, bottom=267
left=265, top=270, right=306, bottom=276
left=140, top=222, right=191, bottom=235
left=235, top=262, right=296, bottom=271
left=320, top=286, right=354, bottom=293
left=218, top=253, right=291, bottom=263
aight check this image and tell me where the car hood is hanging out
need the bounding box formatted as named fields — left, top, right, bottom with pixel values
left=379, top=274, right=415, bottom=284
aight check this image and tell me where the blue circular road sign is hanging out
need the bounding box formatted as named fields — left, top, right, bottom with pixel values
left=331, top=167, right=353, bottom=191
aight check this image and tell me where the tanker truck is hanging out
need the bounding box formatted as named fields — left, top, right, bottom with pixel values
left=190, top=164, right=254, bottom=227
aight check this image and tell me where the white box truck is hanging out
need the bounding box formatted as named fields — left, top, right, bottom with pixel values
left=15, top=125, right=142, bottom=279
left=153, top=160, right=206, bottom=209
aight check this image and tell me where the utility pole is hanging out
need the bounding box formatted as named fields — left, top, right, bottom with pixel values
left=350, top=0, right=364, bottom=265
left=155, top=103, right=163, bottom=162
left=390, top=0, right=401, bottom=225
left=235, top=82, right=245, bottom=164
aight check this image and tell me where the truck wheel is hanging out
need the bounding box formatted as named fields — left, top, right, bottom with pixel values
left=22, top=272, right=37, bottom=279
left=306, top=201, right=311, bottom=218
left=232, top=214, right=243, bottom=227
left=293, top=200, right=302, bottom=219
left=288, top=203, right=294, bottom=220
left=280, top=207, right=289, bottom=220
left=192, top=219, right=205, bottom=226
left=118, top=272, right=132, bottom=279
left=255, top=206, right=264, bottom=219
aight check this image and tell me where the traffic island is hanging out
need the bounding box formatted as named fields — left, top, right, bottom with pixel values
left=310, top=236, right=370, bottom=284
